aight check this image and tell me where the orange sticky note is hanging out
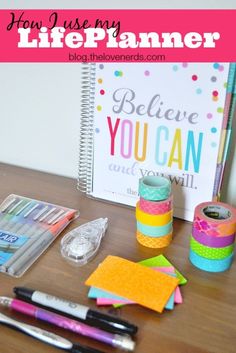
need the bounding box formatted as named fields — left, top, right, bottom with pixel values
left=85, top=256, right=179, bottom=313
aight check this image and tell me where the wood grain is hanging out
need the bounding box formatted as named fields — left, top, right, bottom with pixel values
left=0, top=163, right=235, bottom=353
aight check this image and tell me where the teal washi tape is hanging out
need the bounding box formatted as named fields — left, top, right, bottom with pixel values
left=137, top=220, right=172, bottom=237
left=189, top=249, right=234, bottom=272
left=139, top=176, right=171, bottom=201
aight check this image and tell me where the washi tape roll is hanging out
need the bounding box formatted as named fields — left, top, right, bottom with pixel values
left=192, top=227, right=235, bottom=248
left=136, top=202, right=172, bottom=226
left=137, top=220, right=172, bottom=237
left=193, top=201, right=236, bottom=237
left=189, top=249, right=234, bottom=272
left=136, top=231, right=172, bottom=248
left=139, top=195, right=173, bottom=215
left=190, top=236, right=234, bottom=260
left=139, top=176, right=171, bottom=201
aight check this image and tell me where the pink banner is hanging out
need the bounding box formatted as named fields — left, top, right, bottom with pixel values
left=0, top=10, right=235, bottom=62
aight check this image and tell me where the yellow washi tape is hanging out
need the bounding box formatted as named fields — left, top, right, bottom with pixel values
left=136, top=202, right=173, bottom=226
left=136, top=230, right=172, bottom=248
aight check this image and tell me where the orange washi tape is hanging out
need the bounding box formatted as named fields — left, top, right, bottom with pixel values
left=193, top=201, right=236, bottom=237
left=136, top=230, right=172, bottom=248
left=136, top=202, right=173, bottom=226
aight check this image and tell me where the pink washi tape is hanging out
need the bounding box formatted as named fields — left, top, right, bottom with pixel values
left=193, top=201, right=236, bottom=237
left=192, top=227, right=235, bottom=248
left=139, top=194, right=173, bottom=215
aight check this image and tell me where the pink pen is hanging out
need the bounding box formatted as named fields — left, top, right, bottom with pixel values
left=0, top=297, right=134, bottom=351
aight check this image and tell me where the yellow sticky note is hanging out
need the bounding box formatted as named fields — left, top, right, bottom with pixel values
left=85, top=256, right=179, bottom=313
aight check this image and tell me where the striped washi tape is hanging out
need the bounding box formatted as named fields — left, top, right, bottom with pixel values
left=189, top=249, right=234, bottom=272
left=137, top=220, right=172, bottom=237
left=136, top=202, right=172, bottom=226
left=139, top=195, right=173, bottom=215
left=190, top=236, right=234, bottom=260
left=192, top=227, right=235, bottom=248
left=193, top=201, right=236, bottom=237
left=139, top=176, right=171, bottom=201
left=136, top=230, right=172, bottom=248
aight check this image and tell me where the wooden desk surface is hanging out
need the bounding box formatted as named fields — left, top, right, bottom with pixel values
left=0, top=163, right=235, bottom=353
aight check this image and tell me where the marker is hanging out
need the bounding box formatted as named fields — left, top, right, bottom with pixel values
left=52, top=210, right=71, bottom=225
left=0, top=207, right=29, bottom=232
left=33, top=206, right=49, bottom=221
left=6, top=211, right=76, bottom=275
left=24, top=203, right=39, bottom=218
left=0, top=297, right=135, bottom=351
left=8, top=199, right=24, bottom=214
left=39, top=207, right=56, bottom=222
left=5, top=201, right=33, bottom=232
left=0, top=311, right=105, bottom=353
left=1, top=197, right=16, bottom=212
left=15, top=201, right=32, bottom=216
left=47, top=209, right=65, bottom=224
left=13, top=287, right=138, bottom=336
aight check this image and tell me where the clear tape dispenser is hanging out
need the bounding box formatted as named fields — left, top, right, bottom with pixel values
left=60, top=218, right=108, bottom=266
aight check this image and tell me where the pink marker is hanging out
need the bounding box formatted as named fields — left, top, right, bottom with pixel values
left=0, top=297, right=135, bottom=351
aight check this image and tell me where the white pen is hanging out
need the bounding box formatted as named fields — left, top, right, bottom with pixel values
left=0, top=311, right=105, bottom=353
left=0, top=312, right=73, bottom=351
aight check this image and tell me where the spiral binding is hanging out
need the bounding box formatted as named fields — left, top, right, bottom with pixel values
left=77, top=63, right=96, bottom=193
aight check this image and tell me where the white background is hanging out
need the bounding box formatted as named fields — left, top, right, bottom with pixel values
left=0, top=0, right=235, bottom=206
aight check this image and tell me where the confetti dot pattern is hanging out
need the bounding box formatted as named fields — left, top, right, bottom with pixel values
left=114, top=70, right=123, bottom=77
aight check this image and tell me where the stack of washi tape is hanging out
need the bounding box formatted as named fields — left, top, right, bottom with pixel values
left=189, top=201, right=236, bottom=272
left=136, top=176, right=173, bottom=248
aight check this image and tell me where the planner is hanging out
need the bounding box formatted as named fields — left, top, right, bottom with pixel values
left=78, top=63, right=236, bottom=221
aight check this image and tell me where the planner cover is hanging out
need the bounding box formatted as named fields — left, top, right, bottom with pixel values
left=78, top=63, right=235, bottom=221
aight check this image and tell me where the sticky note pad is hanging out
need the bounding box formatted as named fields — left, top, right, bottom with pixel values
left=85, top=255, right=179, bottom=313
left=139, top=255, right=187, bottom=285
left=89, top=266, right=178, bottom=310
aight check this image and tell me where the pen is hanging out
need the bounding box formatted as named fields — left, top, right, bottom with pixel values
left=0, top=311, right=105, bottom=353
left=13, top=287, right=138, bottom=336
left=0, top=297, right=135, bottom=351
left=5, top=211, right=75, bottom=275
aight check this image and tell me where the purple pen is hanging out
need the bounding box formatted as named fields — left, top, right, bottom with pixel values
left=0, top=297, right=135, bottom=351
